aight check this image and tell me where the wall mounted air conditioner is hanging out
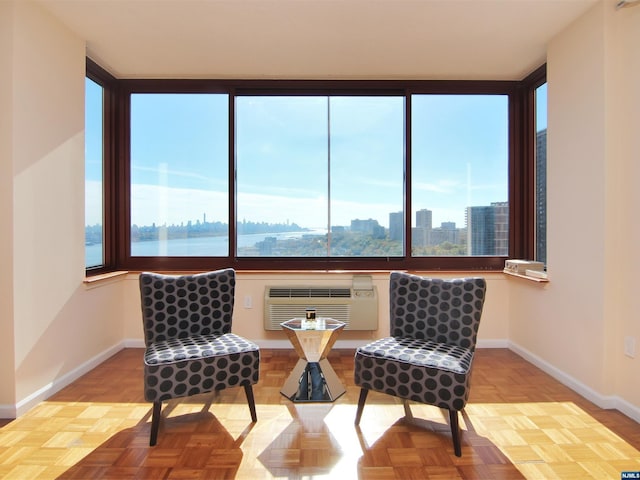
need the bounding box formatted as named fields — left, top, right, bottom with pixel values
left=263, top=275, right=378, bottom=331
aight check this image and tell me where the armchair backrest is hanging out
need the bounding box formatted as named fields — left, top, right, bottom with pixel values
left=389, top=272, right=486, bottom=349
left=139, top=268, right=235, bottom=346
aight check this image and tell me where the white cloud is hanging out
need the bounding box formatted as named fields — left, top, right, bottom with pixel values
left=131, top=164, right=221, bottom=184
left=413, top=179, right=461, bottom=194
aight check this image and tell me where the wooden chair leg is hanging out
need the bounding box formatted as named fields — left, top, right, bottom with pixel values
left=354, top=388, right=369, bottom=425
left=244, top=385, right=257, bottom=422
left=403, top=399, right=414, bottom=420
left=449, top=409, right=462, bottom=457
left=150, top=401, right=162, bottom=446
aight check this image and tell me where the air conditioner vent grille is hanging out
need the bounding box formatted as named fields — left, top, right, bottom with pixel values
left=264, top=277, right=378, bottom=331
left=268, top=287, right=351, bottom=298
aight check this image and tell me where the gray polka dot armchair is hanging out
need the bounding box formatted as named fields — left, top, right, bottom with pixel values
left=354, top=272, right=486, bottom=456
left=139, top=268, right=260, bottom=446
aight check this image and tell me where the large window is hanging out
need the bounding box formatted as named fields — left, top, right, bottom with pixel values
left=85, top=77, right=104, bottom=269
left=236, top=95, right=405, bottom=257
left=85, top=74, right=546, bottom=273
left=411, top=95, right=508, bottom=257
left=85, top=59, right=116, bottom=274
left=130, top=93, right=229, bottom=257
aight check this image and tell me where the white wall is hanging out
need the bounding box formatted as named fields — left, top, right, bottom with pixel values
left=121, top=271, right=510, bottom=349
left=605, top=0, right=640, bottom=412
left=0, top=1, right=17, bottom=409
left=2, top=0, right=638, bottom=423
left=511, top=0, right=607, bottom=388
left=509, top=0, right=640, bottom=419
left=1, top=1, right=124, bottom=417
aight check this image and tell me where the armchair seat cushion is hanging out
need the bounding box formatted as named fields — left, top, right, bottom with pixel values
left=354, top=337, right=474, bottom=411
left=356, top=337, right=473, bottom=375
left=144, top=333, right=259, bottom=403
left=145, top=333, right=259, bottom=366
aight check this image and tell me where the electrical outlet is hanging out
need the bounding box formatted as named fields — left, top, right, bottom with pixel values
left=624, top=336, right=636, bottom=358
left=243, top=295, right=253, bottom=309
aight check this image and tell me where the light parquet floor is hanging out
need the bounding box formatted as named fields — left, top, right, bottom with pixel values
left=0, top=348, right=639, bottom=479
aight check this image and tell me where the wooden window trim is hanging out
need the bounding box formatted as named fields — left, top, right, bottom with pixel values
left=86, top=68, right=545, bottom=274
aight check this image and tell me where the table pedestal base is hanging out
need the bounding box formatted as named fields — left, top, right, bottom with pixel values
left=281, top=358, right=346, bottom=402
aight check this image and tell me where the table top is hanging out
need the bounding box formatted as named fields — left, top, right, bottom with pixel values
left=280, top=318, right=345, bottom=332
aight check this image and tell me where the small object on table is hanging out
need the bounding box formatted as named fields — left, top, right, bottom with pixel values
left=304, top=307, right=316, bottom=329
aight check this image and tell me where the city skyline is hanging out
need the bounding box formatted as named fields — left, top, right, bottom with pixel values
left=85, top=198, right=506, bottom=236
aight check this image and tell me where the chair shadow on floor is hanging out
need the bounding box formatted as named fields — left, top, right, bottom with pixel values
left=355, top=404, right=526, bottom=480
left=56, top=394, right=254, bottom=480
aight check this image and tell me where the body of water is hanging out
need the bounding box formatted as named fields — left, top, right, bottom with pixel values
left=86, top=230, right=326, bottom=267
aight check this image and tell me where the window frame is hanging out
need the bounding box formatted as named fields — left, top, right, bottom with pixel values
left=85, top=58, right=117, bottom=275
left=86, top=72, right=545, bottom=274
left=524, top=65, right=548, bottom=265
left=520, top=64, right=547, bottom=265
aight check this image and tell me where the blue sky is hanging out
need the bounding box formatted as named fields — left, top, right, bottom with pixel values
left=85, top=85, right=534, bottom=230
left=411, top=94, right=508, bottom=228
left=85, top=78, right=103, bottom=227
left=236, top=95, right=405, bottom=229
left=537, top=83, right=548, bottom=131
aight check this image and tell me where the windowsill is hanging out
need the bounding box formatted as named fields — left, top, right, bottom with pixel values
left=81, top=268, right=510, bottom=288
left=83, top=271, right=129, bottom=289
left=121, top=269, right=504, bottom=276
left=502, top=270, right=549, bottom=283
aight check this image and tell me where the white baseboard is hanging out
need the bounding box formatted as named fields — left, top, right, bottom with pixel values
left=9, top=341, right=125, bottom=419
left=123, top=339, right=144, bottom=348
left=508, top=341, right=640, bottom=424
left=477, top=339, right=510, bottom=349
left=256, top=339, right=510, bottom=350
left=254, top=338, right=510, bottom=350
left=508, top=341, right=617, bottom=409
left=614, top=396, right=640, bottom=424
left=121, top=338, right=361, bottom=350
left=5, top=337, right=637, bottom=426
left=255, top=339, right=295, bottom=349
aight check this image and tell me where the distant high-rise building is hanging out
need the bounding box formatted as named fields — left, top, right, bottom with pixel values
left=492, top=202, right=509, bottom=256
left=412, top=227, right=429, bottom=248
left=466, top=202, right=508, bottom=255
left=416, top=209, right=432, bottom=229
left=467, top=202, right=509, bottom=255
left=467, top=206, right=495, bottom=255
left=351, top=218, right=385, bottom=239
left=389, top=211, right=403, bottom=241
left=258, top=236, right=276, bottom=255
left=431, top=221, right=459, bottom=245
left=536, top=128, right=547, bottom=264
left=412, top=209, right=433, bottom=247
left=441, top=221, right=455, bottom=230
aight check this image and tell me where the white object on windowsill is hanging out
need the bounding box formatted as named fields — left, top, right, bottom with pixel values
left=503, top=269, right=549, bottom=283
left=525, top=269, right=548, bottom=280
